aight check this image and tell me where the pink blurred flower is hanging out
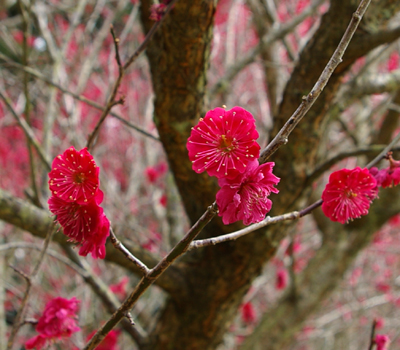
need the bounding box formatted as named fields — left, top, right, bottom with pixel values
left=49, top=147, right=100, bottom=204
left=321, top=167, right=377, bottom=224
left=240, top=302, right=256, bottom=324
left=110, top=276, right=129, bottom=299
left=387, top=51, right=399, bottom=71
left=25, top=297, right=80, bottom=349
left=276, top=268, right=289, bottom=290
left=87, top=329, right=120, bottom=350
left=216, top=160, right=279, bottom=225
left=370, top=153, right=400, bottom=188
left=375, top=334, right=390, bottom=350
left=150, top=4, right=167, bottom=21
left=187, top=107, right=260, bottom=179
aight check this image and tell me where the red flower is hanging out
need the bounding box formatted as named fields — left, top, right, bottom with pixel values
left=370, top=153, right=400, bottom=188
left=375, top=334, right=390, bottom=350
left=216, top=160, right=279, bottom=225
left=240, top=302, right=256, bottom=324
left=49, top=147, right=100, bottom=204
left=321, top=167, right=377, bottom=224
left=276, top=269, right=289, bottom=290
left=78, top=214, right=110, bottom=259
left=48, top=191, right=110, bottom=259
left=187, top=107, right=260, bottom=179
left=48, top=192, right=103, bottom=243
left=25, top=297, right=80, bottom=349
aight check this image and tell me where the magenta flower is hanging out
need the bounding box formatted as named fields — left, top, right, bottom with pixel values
left=321, top=167, right=377, bottom=224
left=187, top=106, right=260, bottom=179
left=275, top=268, right=289, bottom=290
left=370, top=153, right=400, bottom=188
left=375, top=334, right=390, bottom=350
left=150, top=4, right=167, bottom=21
left=48, top=191, right=110, bottom=259
left=49, top=147, right=100, bottom=204
left=216, top=160, right=279, bottom=225
left=78, top=214, right=110, bottom=259
left=25, top=297, right=80, bottom=349
left=48, top=192, right=103, bottom=243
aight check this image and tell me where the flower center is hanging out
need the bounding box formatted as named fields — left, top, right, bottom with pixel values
left=345, top=190, right=357, bottom=198
left=219, top=135, right=235, bottom=153
left=73, top=172, right=86, bottom=184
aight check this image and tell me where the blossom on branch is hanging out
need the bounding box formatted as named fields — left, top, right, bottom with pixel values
left=187, top=106, right=260, bottom=179
left=25, top=297, right=80, bottom=349
left=321, top=167, right=377, bottom=224
left=216, top=160, right=279, bottom=225
left=370, top=153, right=400, bottom=188
left=48, top=147, right=110, bottom=259
left=48, top=147, right=100, bottom=204
left=375, top=334, right=390, bottom=350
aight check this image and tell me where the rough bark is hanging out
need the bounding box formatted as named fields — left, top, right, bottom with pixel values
left=140, top=1, right=400, bottom=350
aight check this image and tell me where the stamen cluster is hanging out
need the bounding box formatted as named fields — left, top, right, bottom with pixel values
left=48, top=147, right=110, bottom=259
left=187, top=107, right=279, bottom=225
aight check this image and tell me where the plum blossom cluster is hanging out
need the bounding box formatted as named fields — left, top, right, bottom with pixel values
left=187, top=106, right=280, bottom=225
left=48, top=147, right=110, bottom=259
left=25, top=297, right=80, bottom=349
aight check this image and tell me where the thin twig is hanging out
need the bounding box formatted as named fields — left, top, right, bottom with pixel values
left=367, top=319, right=377, bottom=350
left=123, top=0, right=179, bottom=70
left=0, top=53, right=160, bottom=141
left=307, top=145, right=400, bottom=185
left=86, top=27, right=125, bottom=150
left=61, top=246, right=146, bottom=346
left=83, top=202, right=218, bottom=350
left=109, top=228, right=150, bottom=275
left=211, top=0, right=325, bottom=95
left=6, top=223, right=55, bottom=350
left=259, top=0, right=372, bottom=164
left=0, top=91, right=51, bottom=171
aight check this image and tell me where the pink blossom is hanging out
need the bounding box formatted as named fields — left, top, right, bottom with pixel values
left=216, top=160, right=279, bottom=225
left=387, top=51, right=399, bottom=71
left=49, top=147, right=100, bottom=204
left=25, top=297, right=80, bottom=349
left=87, top=329, right=120, bottom=350
left=321, top=167, right=377, bottom=224
left=375, top=334, right=390, bottom=350
left=110, top=276, right=129, bottom=299
left=240, top=302, right=256, bottom=324
left=78, top=214, right=110, bottom=259
left=276, top=269, right=289, bottom=290
left=48, top=193, right=103, bottom=243
left=370, top=154, right=400, bottom=188
left=48, top=191, right=109, bottom=259
left=150, top=4, right=167, bottom=21
left=187, top=107, right=260, bottom=179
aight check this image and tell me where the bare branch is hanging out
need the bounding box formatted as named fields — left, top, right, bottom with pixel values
left=259, top=0, right=372, bottom=164
left=109, top=228, right=150, bottom=275
left=83, top=202, right=218, bottom=350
